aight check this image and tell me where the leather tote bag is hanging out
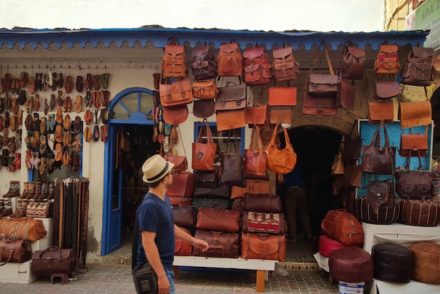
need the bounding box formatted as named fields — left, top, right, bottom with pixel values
left=244, top=126, right=267, bottom=178
left=220, top=131, right=243, bottom=186
left=266, top=124, right=297, bottom=174
left=362, top=123, right=394, bottom=174
left=395, top=156, right=432, bottom=200
left=192, top=121, right=217, bottom=171
left=341, top=44, right=366, bottom=80
left=272, top=46, right=299, bottom=82
left=196, top=208, right=240, bottom=233
left=241, top=233, right=286, bottom=261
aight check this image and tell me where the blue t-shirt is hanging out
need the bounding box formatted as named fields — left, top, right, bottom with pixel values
left=136, top=193, right=175, bottom=270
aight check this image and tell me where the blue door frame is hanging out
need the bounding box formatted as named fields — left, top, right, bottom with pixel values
left=101, top=87, right=154, bottom=256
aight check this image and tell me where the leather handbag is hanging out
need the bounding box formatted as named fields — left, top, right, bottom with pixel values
left=162, top=43, right=187, bottom=78
left=341, top=45, right=366, bottom=80
left=243, top=46, right=272, bottom=85
left=266, top=124, right=297, bottom=174
left=31, top=247, right=72, bottom=275
left=366, top=180, right=395, bottom=214
left=355, top=198, right=400, bottom=225
left=159, top=79, right=193, bottom=107
left=191, top=46, right=217, bottom=81
left=362, top=123, right=394, bottom=174
left=220, top=132, right=243, bottom=186
left=244, top=126, right=267, bottom=178
left=169, top=197, right=192, bottom=206
left=192, top=121, right=217, bottom=171
left=246, top=179, right=271, bottom=195
left=0, top=240, right=32, bottom=265
left=400, top=126, right=429, bottom=157
left=216, top=109, right=246, bottom=131
left=318, top=235, right=345, bottom=258
left=0, top=217, right=47, bottom=242
left=174, top=228, right=192, bottom=256
left=231, top=186, right=248, bottom=199
left=329, top=247, right=373, bottom=283
left=268, top=87, right=297, bottom=106
left=242, top=194, right=283, bottom=213
left=217, top=42, right=243, bottom=77
left=331, top=137, right=344, bottom=175
left=340, top=79, right=355, bottom=110
left=26, top=201, right=51, bottom=218
left=194, top=170, right=218, bottom=188
left=372, top=243, right=414, bottom=284
left=172, top=205, right=195, bottom=228
left=242, top=211, right=286, bottom=234
left=167, top=172, right=194, bottom=198
left=272, top=46, right=299, bottom=82
left=307, top=44, right=339, bottom=96
left=216, top=83, right=246, bottom=111
left=192, top=198, right=230, bottom=211
left=241, top=233, right=286, bottom=261
left=192, top=79, right=218, bottom=100
left=374, top=44, right=400, bottom=74
left=164, top=154, right=188, bottom=172
left=395, top=156, right=432, bottom=200
left=193, top=230, right=239, bottom=258
left=193, top=100, right=215, bottom=118
left=193, top=184, right=230, bottom=199
left=400, top=200, right=440, bottom=227
left=410, top=242, right=440, bottom=284
left=163, top=104, right=189, bottom=125
left=401, top=47, right=435, bottom=86
left=375, top=81, right=402, bottom=99
left=368, top=101, right=394, bottom=122
left=245, top=105, right=267, bottom=125
left=343, top=122, right=361, bottom=164
left=342, top=165, right=362, bottom=187
left=269, top=107, right=292, bottom=124
left=321, top=210, right=364, bottom=246
left=302, top=92, right=338, bottom=116
left=196, top=208, right=240, bottom=232
left=400, top=100, right=432, bottom=128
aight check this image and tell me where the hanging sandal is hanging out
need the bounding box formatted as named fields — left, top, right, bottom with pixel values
left=75, top=95, right=83, bottom=113
left=54, top=124, right=63, bottom=143
left=92, top=125, right=100, bottom=142
left=84, top=126, right=92, bottom=142
left=65, top=75, right=74, bottom=93
left=84, top=109, right=93, bottom=125
left=57, top=90, right=64, bottom=107
left=100, top=125, right=108, bottom=142
left=33, top=93, right=41, bottom=112
left=84, top=91, right=92, bottom=107
left=64, top=96, right=72, bottom=112
left=44, top=98, right=49, bottom=115
left=76, top=75, right=84, bottom=92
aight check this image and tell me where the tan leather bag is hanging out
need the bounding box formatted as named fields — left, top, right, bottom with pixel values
left=269, top=107, right=292, bottom=124
left=268, top=87, right=297, bottom=106
left=400, top=100, right=432, bottom=128
left=196, top=208, right=240, bottom=233
left=246, top=179, right=271, bottom=195
left=159, top=79, right=193, bottom=107
left=162, top=43, right=187, bottom=78
left=217, top=43, right=243, bottom=77
left=192, top=79, right=218, bottom=100
left=368, top=101, right=394, bottom=122
left=272, top=46, right=299, bottom=82
left=243, top=46, right=272, bottom=85
left=244, top=126, right=267, bottom=178
left=321, top=210, right=364, bottom=246
left=410, top=242, right=440, bottom=284
left=245, top=105, right=267, bottom=126
left=400, top=126, right=429, bottom=157
left=266, top=124, right=297, bottom=174
left=0, top=217, right=47, bottom=242
left=163, top=104, right=189, bottom=125
left=216, top=109, right=246, bottom=131
left=241, top=233, right=286, bottom=261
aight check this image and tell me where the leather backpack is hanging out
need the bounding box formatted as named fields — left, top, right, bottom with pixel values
left=321, top=210, right=364, bottom=246
left=265, top=124, right=297, bottom=174
left=217, top=42, right=243, bottom=77
left=272, top=46, right=299, bottom=82
left=362, top=123, right=394, bottom=174
left=374, top=44, right=400, bottom=74
left=243, top=46, right=272, bottom=85
left=191, top=45, right=217, bottom=81
left=162, top=41, right=187, bottom=78
left=341, top=44, right=366, bottom=80
left=401, top=47, right=435, bottom=86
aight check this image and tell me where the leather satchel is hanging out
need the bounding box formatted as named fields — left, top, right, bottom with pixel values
left=401, top=200, right=440, bottom=227
left=375, top=81, right=402, bottom=100
left=268, top=87, right=297, bottom=106
left=242, top=211, right=286, bottom=234
left=245, top=105, right=267, bottom=125
left=340, top=79, right=355, bottom=110
left=174, top=228, right=192, bottom=256
left=26, top=201, right=51, bottom=218
left=159, top=79, right=193, bottom=107
left=0, top=217, right=47, bottom=242
left=272, top=46, right=299, bottom=82
left=193, top=230, right=239, bottom=258
left=400, top=126, right=429, bottom=157
left=395, top=156, right=432, bottom=200
left=375, top=44, right=400, bottom=74
left=269, top=107, right=292, bottom=124
left=162, top=43, right=187, bottom=78
left=321, top=209, right=364, bottom=246
left=193, top=184, right=230, bottom=199
left=216, top=109, right=246, bottom=131
left=401, top=47, right=435, bottom=86
left=366, top=180, right=394, bottom=215
left=193, top=100, right=215, bottom=118
left=216, top=83, right=246, bottom=111
left=341, top=45, right=366, bottom=80
left=192, top=122, right=217, bottom=171
left=241, top=233, right=286, bottom=261
left=172, top=205, right=195, bottom=228
left=191, top=46, right=217, bottom=81
left=196, top=208, right=240, bottom=233
left=244, top=126, right=267, bottom=178
left=163, top=104, right=189, bottom=125
left=307, top=45, right=339, bottom=96
left=242, top=194, right=283, bottom=213
left=31, top=247, right=72, bottom=275
left=410, top=242, right=440, bottom=284
left=368, top=101, right=394, bottom=122
left=217, top=43, right=243, bottom=77
left=0, top=240, right=32, bottom=265
left=400, top=100, right=432, bottom=128
left=243, top=46, right=272, bottom=85
left=302, top=92, right=338, bottom=116
left=192, top=79, right=218, bottom=100
left=167, top=172, right=194, bottom=198
left=362, top=123, right=394, bottom=174
left=266, top=124, right=297, bottom=174
left=194, top=170, right=218, bottom=188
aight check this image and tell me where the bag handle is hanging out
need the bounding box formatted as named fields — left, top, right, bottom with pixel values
left=405, top=150, right=423, bottom=171
left=310, top=41, right=335, bottom=76
left=0, top=248, right=14, bottom=266
left=197, top=119, right=214, bottom=144
left=252, top=126, right=264, bottom=152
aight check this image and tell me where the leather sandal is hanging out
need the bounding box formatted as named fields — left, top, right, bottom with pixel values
left=84, top=91, right=92, bottom=107
left=73, top=116, right=83, bottom=134
left=8, top=137, right=17, bottom=153
left=14, top=152, right=21, bottom=170
left=63, top=131, right=71, bottom=147
left=33, top=94, right=41, bottom=112
left=102, top=90, right=110, bottom=107
left=0, top=97, right=5, bottom=113
left=18, top=89, right=27, bottom=105
left=62, top=146, right=71, bottom=166
left=54, top=143, right=63, bottom=162
left=101, top=125, right=108, bottom=142
left=27, top=77, right=36, bottom=94
left=50, top=93, right=56, bottom=110
left=100, top=108, right=108, bottom=124
left=57, top=90, right=64, bottom=107
left=4, top=111, right=10, bottom=128
left=56, top=107, right=63, bottom=124
left=84, top=109, right=93, bottom=125
left=102, top=73, right=110, bottom=90
left=47, top=114, right=55, bottom=133
left=19, top=72, right=29, bottom=88
left=32, top=113, right=40, bottom=132
left=71, top=151, right=81, bottom=172
left=9, top=115, right=17, bottom=131
left=63, top=114, right=72, bottom=131
left=64, top=96, right=72, bottom=112
left=25, top=113, right=33, bottom=130
left=92, top=75, right=101, bottom=91
left=51, top=72, right=58, bottom=91
left=46, top=152, right=55, bottom=174
left=44, top=98, right=49, bottom=115
left=31, top=131, right=40, bottom=149
left=54, top=124, right=63, bottom=143
left=76, top=75, right=84, bottom=92
left=84, top=126, right=92, bottom=142
left=0, top=116, right=3, bottom=132
left=93, top=91, right=101, bottom=108
left=92, top=125, right=100, bottom=142
left=25, top=150, right=32, bottom=169
left=58, top=73, right=64, bottom=89
left=40, top=116, right=47, bottom=135
left=86, top=73, right=93, bottom=90
left=75, top=95, right=83, bottom=113
left=10, top=98, right=18, bottom=115
left=35, top=73, right=43, bottom=91
left=72, top=134, right=82, bottom=152
left=38, top=157, right=47, bottom=176
left=94, top=109, right=99, bottom=125
left=65, top=75, right=74, bottom=93
left=17, top=110, right=23, bottom=126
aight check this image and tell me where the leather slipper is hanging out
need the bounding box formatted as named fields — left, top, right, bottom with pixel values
left=46, top=151, right=55, bottom=174
left=73, top=116, right=83, bottom=134
left=56, top=107, right=63, bottom=124
left=63, top=131, right=71, bottom=147
left=72, top=134, right=82, bottom=152
left=33, top=94, right=41, bottom=112
left=48, top=114, right=55, bottom=133
left=27, top=77, right=35, bottom=94
left=92, top=125, right=100, bottom=142
left=39, top=116, right=47, bottom=135
left=18, top=89, right=27, bottom=105
left=100, top=108, right=108, bottom=124
left=31, top=131, right=40, bottom=149
left=84, top=126, right=92, bottom=142
left=35, top=73, right=43, bottom=92
left=32, top=113, right=40, bottom=132
left=38, top=157, right=47, bottom=176
left=50, top=94, right=56, bottom=111
left=57, top=90, right=64, bottom=107
left=84, top=91, right=92, bottom=107
left=76, top=75, right=84, bottom=92
left=44, top=98, right=49, bottom=115
left=101, top=125, right=108, bottom=142
left=4, top=111, right=10, bottom=128
left=54, top=124, right=63, bottom=143
left=58, top=73, right=64, bottom=89
left=19, top=72, right=28, bottom=88
left=64, top=96, right=72, bottom=112
left=63, top=114, right=72, bottom=131
left=92, top=75, right=101, bottom=91
left=65, top=75, right=74, bottom=93
left=10, top=98, right=19, bottom=115
left=25, top=113, right=32, bottom=130
left=9, top=115, right=17, bottom=131
left=17, top=110, right=23, bottom=126
left=51, top=72, right=58, bottom=91
left=102, top=90, right=110, bottom=107
left=8, top=155, right=16, bottom=173
left=102, top=73, right=110, bottom=90
left=54, top=143, right=63, bottom=162
left=75, top=95, right=83, bottom=113
left=0, top=97, right=5, bottom=113
left=8, top=137, right=16, bottom=153
left=86, top=73, right=93, bottom=90
left=0, top=116, right=3, bottom=131
left=14, top=152, right=21, bottom=170
left=84, top=109, right=93, bottom=125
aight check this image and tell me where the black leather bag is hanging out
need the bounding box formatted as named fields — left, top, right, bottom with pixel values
left=395, top=156, right=433, bottom=200
left=194, top=170, right=218, bottom=189
left=220, top=131, right=243, bottom=186
left=192, top=198, right=230, bottom=211
left=193, top=184, right=230, bottom=199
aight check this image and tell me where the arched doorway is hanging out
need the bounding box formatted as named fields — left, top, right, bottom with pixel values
left=101, top=87, right=158, bottom=255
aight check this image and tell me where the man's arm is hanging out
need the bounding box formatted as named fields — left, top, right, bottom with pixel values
left=141, top=231, right=169, bottom=293
left=174, top=225, right=209, bottom=251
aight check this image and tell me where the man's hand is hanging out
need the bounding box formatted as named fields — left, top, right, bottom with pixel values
left=157, top=273, right=170, bottom=294
left=192, top=238, right=209, bottom=252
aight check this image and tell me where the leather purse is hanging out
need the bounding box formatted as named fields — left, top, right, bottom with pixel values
left=191, top=46, right=217, bottom=81
left=245, top=105, right=267, bottom=125
left=400, top=100, right=432, bottom=128
left=401, top=47, right=435, bottom=86
left=410, top=242, right=440, bottom=284
left=196, top=208, right=240, bottom=233
left=368, top=101, right=394, bottom=122
left=343, top=122, right=361, bottom=164
left=401, top=200, right=440, bottom=227
left=159, top=79, right=193, bottom=107
left=194, top=170, right=218, bottom=188
left=331, top=137, right=344, bottom=175
left=0, top=240, right=32, bottom=265
left=302, top=92, right=338, bottom=116
left=269, top=107, right=292, bottom=124
left=193, top=184, right=230, bottom=199
left=395, top=156, right=432, bottom=200
left=192, top=79, right=218, bottom=100
left=244, top=126, right=267, bottom=178
left=266, top=124, right=297, bottom=174
left=362, top=123, right=394, bottom=174
left=215, top=83, right=246, bottom=111
left=246, top=179, right=272, bottom=195
left=321, top=210, right=364, bottom=246
left=242, top=194, right=283, bottom=213
left=366, top=180, right=394, bottom=214
left=167, top=172, right=194, bottom=197
left=193, top=100, right=215, bottom=118
left=220, top=133, right=243, bottom=186
left=375, top=44, right=400, bottom=74
left=217, top=42, right=243, bottom=77
left=307, top=44, right=339, bottom=96
left=174, top=228, right=193, bottom=256
left=242, top=211, right=286, bottom=234
left=243, top=46, right=272, bottom=85
left=162, top=43, right=186, bottom=78
left=192, top=121, right=217, bottom=171
left=216, top=109, right=246, bottom=131
left=164, top=154, right=188, bottom=172
left=272, top=46, right=299, bottom=82
left=340, top=79, right=355, bottom=110
left=400, top=126, right=429, bottom=157
left=268, top=87, right=297, bottom=106
left=31, top=247, right=72, bottom=275
left=241, top=233, right=286, bottom=261
left=163, top=104, right=189, bottom=125
left=375, top=81, right=402, bottom=99
left=192, top=198, right=230, bottom=211
left=193, top=230, right=239, bottom=258
left=341, top=45, right=366, bottom=80
left=0, top=217, right=47, bottom=242
left=26, top=201, right=51, bottom=218
left=172, top=205, right=195, bottom=227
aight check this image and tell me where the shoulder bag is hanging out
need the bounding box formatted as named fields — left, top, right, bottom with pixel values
left=400, top=126, right=429, bottom=157
left=265, top=124, right=297, bottom=174
left=192, top=120, right=217, bottom=171
left=341, top=44, right=366, bottom=80
left=368, top=101, right=394, bottom=122
left=196, top=208, right=240, bottom=233
left=400, top=87, right=432, bottom=128
left=307, top=43, right=340, bottom=96
left=159, top=78, right=193, bottom=107
left=244, top=126, right=267, bottom=178
left=362, top=123, right=394, bottom=174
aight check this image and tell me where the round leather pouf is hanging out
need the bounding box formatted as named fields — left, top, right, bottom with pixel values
left=329, top=247, right=373, bottom=283
left=319, top=235, right=345, bottom=258
left=410, top=242, right=440, bottom=284
left=372, top=243, right=414, bottom=283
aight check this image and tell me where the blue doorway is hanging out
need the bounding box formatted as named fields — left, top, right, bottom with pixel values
left=101, top=87, right=157, bottom=255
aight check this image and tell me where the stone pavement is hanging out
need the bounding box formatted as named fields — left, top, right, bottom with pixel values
left=0, top=264, right=338, bottom=294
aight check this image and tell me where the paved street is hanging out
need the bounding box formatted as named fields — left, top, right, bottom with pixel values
left=0, top=264, right=337, bottom=294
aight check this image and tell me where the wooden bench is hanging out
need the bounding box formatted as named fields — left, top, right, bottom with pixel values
left=173, top=256, right=277, bottom=292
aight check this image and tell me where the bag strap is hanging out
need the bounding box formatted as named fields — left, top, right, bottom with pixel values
left=369, top=123, right=381, bottom=148
left=197, top=120, right=213, bottom=144
left=310, top=41, right=335, bottom=76
left=0, top=248, right=14, bottom=266
left=250, top=126, right=264, bottom=152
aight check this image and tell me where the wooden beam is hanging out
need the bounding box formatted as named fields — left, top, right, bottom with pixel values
left=256, top=270, right=266, bottom=292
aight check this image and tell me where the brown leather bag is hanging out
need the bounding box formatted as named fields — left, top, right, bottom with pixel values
left=174, top=228, right=192, bottom=256
left=163, top=104, right=189, bottom=125
left=217, top=43, right=243, bottom=77
left=172, top=205, right=195, bottom=228
left=191, top=46, right=217, bottom=81
left=192, top=122, right=217, bottom=171
left=268, top=87, right=297, bottom=106
left=343, top=122, right=361, bottom=164
left=321, top=210, right=364, bottom=246
left=242, top=212, right=286, bottom=234
left=366, top=180, right=395, bottom=214
left=196, top=208, right=240, bottom=232
left=368, top=101, right=394, bottom=122
left=375, top=44, right=400, bottom=74
left=410, top=242, right=440, bottom=284
left=401, top=200, right=440, bottom=227
left=193, top=230, right=239, bottom=258
left=400, top=100, right=432, bottom=129
left=194, top=170, right=219, bottom=189
left=269, top=107, right=292, bottom=124
left=0, top=240, right=32, bottom=265
left=362, top=123, right=394, bottom=174
left=341, top=45, right=366, bottom=80
left=272, top=46, right=299, bottom=82
left=331, top=138, right=344, bottom=175
left=216, top=109, right=246, bottom=131
left=164, top=154, right=188, bottom=172
left=243, top=194, right=283, bottom=213
left=193, top=184, right=230, bottom=199
left=167, top=172, right=194, bottom=197
left=231, top=186, right=248, bottom=199
left=400, top=126, right=429, bottom=157
left=307, top=45, right=339, bottom=96
left=340, top=79, right=355, bottom=110
left=302, top=92, right=338, bottom=116
left=216, top=83, right=246, bottom=111
left=244, top=126, right=267, bottom=178
left=193, top=100, right=215, bottom=118
left=342, top=165, right=362, bottom=187
left=245, top=105, right=267, bottom=125
left=162, top=43, right=187, bottom=78
left=220, top=132, right=243, bottom=186
left=243, top=46, right=272, bottom=85
left=169, top=197, right=192, bottom=206
left=266, top=124, right=297, bottom=174
left=395, top=156, right=432, bottom=200
left=0, top=217, right=47, bottom=242
left=246, top=179, right=271, bottom=195
left=31, top=247, right=72, bottom=275
left=192, top=79, right=218, bottom=100
left=241, top=233, right=286, bottom=261
left=375, top=81, right=402, bottom=100
left=159, top=79, right=193, bottom=107
left=402, top=47, right=435, bottom=86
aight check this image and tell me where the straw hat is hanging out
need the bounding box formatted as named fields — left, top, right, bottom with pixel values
left=142, top=155, right=174, bottom=184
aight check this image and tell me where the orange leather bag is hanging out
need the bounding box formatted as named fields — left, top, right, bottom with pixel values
left=268, top=87, right=297, bottom=106
left=321, top=210, right=364, bottom=246
left=244, top=126, right=267, bottom=178
left=0, top=217, right=47, bottom=242
left=159, top=79, right=193, bottom=107
left=192, top=79, right=218, bottom=100
left=400, top=126, right=429, bottom=157
left=375, top=44, right=400, bottom=74
left=400, top=100, right=432, bottom=128
left=245, top=105, right=267, bottom=126
left=368, top=101, right=394, bottom=122
left=272, top=46, right=299, bottom=82
left=241, top=233, right=286, bottom=261
left=174, top=228, right=193, bottom=256
left=269, top=107, right=292, bottom=124
left=243, top=46, right=272, bottom=85
left=216, top=109, right=246, bottom=131
left=163, top=104, right=189, bottom=125
left=266, top=124, right=297, bottom=174
left=162, top=43, right=187, bottom=78
left=217, top=43, right=243, bottom=77
left=192, top=121, right=217, bottom=171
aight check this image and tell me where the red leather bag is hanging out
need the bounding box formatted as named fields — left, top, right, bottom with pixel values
left=243, top=46, right=272, bottom=85
left=217, top=43, right=243, bottom=77
left=172, top=205, right=195, bottom=227
left=266, top=124, right=297, bottom=174
left=162, top=43, right=186, bottom=78
left=272, top=46, right=299, bottom=82
left=167, top=172, right=194, bottom=198
left=192, top=122, right=217, bottom=171
left=0, top=240, right=32, bottom=264
left=174, top=228, right=192, bottom=256
left=321, top=210, right=364, bottom=246
left=241, top=233, right=286, bottom=261
left=242, top=212, right=286, bottom=234
left=319, top=235, right=345, bottom=258
left=159, top=79, right=193, bottom=107
left=193, top=230, right=239, bottom=258
left=268, top=87, right=297, bottom=106
left=244, top=126, right=267, bottom=178
left=341, top=45, right=366, bottom=80
left=375, top=44, right=400, bottom=74
left=196, top=208, right=240, bottom=233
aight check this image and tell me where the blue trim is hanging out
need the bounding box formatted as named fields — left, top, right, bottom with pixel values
left=137, top=92, right=142, bottom=113
left=117, top=100, right=131, bottom=114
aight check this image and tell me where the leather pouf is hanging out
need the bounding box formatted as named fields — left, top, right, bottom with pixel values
left=372, top=243, right=414, bottom=283
left=410, top=242, right=440, bottom=284
left=400, top=200, right=440, bottom=227
left=329, top=247, right=373, bottom=283
left=319, top=235, right=345, bottom=258
left=355, top=198, right=400, bottom=224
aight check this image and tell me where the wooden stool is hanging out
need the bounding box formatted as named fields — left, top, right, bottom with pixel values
left=50, top=273, right=69, bottom=284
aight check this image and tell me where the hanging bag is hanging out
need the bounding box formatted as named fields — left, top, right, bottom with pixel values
left=401, top=47, right=435, bottom=86
left=265, top=124, right=297, bottom=174
left=191, top=45, right=217, bottom=81
left=341, top=43, right=366, bottom=80
left=374, top=44, right=400, bottom=74
left=159, top=79, right=193, bottom=107
left=244, top=126, right=267, bottom=178
left=331, top=137, right=344, bottom=175
left=192, top=120, right=217, bottom=171
left=220, top=130, right=243, bottom=185
left=307, top=43, right=340, bottom=96
left=217, top=42, right=243, bottom=77
left=342, top=121, right=361, bottom=164
left=272, top=46, right=299, bottom=82
left=400, top=86, right=432, bottom=128
left=243, top=46, right=272, bottom=85
left=162, top=40, right=187, bottom=78
left=368, top=101, right=394, bottom=122
left=362, top=123, right=394, bottom=174
left=400, top=126, right=429, bottom=157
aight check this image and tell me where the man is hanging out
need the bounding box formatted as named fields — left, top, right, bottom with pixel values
left=134, top=155, right=209, bottom=294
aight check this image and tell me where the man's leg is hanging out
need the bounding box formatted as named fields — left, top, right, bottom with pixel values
left=297, top=187, right=313, bottom=238
left=166, top=269, right=176, bottom=294
left=284, top=187, right=298, bottom=240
